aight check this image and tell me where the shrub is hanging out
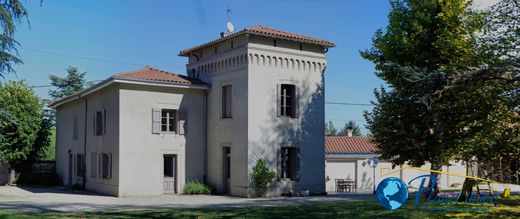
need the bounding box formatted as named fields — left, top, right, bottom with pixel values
left=251, top=159, right=276, bottom=197
left=183, top=181, right=212, bottom=195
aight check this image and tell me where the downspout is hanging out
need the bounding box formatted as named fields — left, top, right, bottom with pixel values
left=203, top=89, right=208, bottom=183
left=80, top=96, right=88, bottom=189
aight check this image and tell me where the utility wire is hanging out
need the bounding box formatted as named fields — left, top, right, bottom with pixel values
left=20, top=47, right=185, bottom=68
left=325, top=101, right=373, bottom=106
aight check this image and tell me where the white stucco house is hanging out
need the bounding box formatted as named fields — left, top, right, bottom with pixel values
left=50, top=25, right=335, bottom=197
left=325, top=134, right=467, bottom=193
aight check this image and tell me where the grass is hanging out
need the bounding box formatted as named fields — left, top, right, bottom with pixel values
left=0, top=195, right=518, bottom=218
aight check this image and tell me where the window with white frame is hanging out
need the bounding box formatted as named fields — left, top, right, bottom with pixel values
left=278, top=84, right=297, bottom=118
left=98, top=153, right=111, bottom=179
left=280, top=147, right=300, bottom=181
left=94, top=109, right=105, bottom=136
left=161, top=109, right=177, bottom=133
left=73, top=117, right=78, bottom=140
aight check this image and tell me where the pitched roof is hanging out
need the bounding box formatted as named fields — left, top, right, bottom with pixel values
left=179, top=25, right=336, bottom=56
left=114, top=66, right=206, bottom=85
left=49, top=66, right=207, bottom=108
left=325, top=136, right=378, bottom=154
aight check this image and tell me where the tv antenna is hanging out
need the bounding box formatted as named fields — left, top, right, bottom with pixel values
left=226, top=4, right=240, bottom=33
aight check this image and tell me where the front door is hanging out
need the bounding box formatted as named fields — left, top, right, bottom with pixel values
left=163, top=155, right=177, bottom=193
left=68, top=154, right=73, bottom=185
left=222, top=147, right=231, bottom=194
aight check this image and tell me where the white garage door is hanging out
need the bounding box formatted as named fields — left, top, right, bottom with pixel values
left=325, top=161, right=356, bottom=191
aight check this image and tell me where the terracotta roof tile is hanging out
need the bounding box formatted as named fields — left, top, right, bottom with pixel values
left=179, top=25, right=335, bottom=56
left=325, top=136, right=378, bottom=154
left=113, top=66, right=206, bottom=85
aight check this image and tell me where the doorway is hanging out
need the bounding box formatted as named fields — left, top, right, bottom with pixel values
left=163, top=154, right=177, bottom=194
left=222, top=147, right=231, bottom=194
left=68, top=154, right=73, bottom=185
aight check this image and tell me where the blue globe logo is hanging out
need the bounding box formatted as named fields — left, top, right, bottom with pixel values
left=375, top=177, right=409, bottom=210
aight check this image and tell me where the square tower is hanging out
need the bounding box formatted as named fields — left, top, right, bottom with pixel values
left=179, top=25, right=335, bottom=197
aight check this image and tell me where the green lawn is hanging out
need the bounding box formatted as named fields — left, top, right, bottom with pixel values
left=0, top=196, right=518, bottom=218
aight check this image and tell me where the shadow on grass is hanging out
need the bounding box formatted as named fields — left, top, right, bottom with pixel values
left=0, top=196, right=518, bottom=219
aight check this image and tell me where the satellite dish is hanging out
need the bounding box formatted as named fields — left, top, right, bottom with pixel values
left=227, top=21, right=235, bottom=33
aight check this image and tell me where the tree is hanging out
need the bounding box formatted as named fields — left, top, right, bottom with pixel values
left=0, top=1, right=28, bottom=78
left=337, top=120, right=362, bottom=136
left=361, top=0, right=484, bottom=196
left=49, top=66, right=87, bottom=100
left=325, top=120, right=337, bottom=136
left=0, top=81, right=44, bottom=183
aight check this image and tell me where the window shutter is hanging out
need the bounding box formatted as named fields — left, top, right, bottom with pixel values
left=276, top=84, right=281, bottom=116
left=102, top=109, right=106, bottom=135
left=295, top=148, right=301, bottom=181
left=108, top=153, right=112, bottom=179
left=294, top=86, right=300, bottom=118
left=98, top=154, right=102, bottom=178
left=91, top=153, right=97, bottom=178
left=276, top=147, right=281, bottom=180
left=152, top=108, right=161, bottom=134
left=93, top=112, right=97, bottom=135
left=178, top=110, right=187, bottom=135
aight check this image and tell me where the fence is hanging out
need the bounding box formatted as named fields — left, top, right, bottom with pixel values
left=32, top=161, right=56, bottom=174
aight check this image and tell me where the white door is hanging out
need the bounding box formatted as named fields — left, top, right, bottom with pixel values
left=163, top=155, right=176, bottom=193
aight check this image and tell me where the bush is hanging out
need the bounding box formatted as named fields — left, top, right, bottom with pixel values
left=15, top=172, right=61, bottom=186
left=183, top=181, right=213, bottom=195
left=251, top=159, right=276, bottom=197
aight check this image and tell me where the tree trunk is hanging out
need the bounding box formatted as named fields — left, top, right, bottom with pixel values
left=8, top=169, right=15, bottom=185
left=427, top=161, right=442, bottom=198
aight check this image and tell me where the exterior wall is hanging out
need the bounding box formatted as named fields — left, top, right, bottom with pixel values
left=117, top=84, right=206, bottom=196
left=55, top=86, right=120, bottom=196
left=325, top=156, right=468, bottom=192
left=186, top=34, right=328, bottom=197
left=247, top=35, right=327, bottom=196
left=188, top=38, right=250, bottom=196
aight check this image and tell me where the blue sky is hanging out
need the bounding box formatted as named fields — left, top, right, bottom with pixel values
left=6, top=0, right=392, bottom=134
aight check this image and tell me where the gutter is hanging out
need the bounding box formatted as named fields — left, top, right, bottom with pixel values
left=79, top=96, right=88, bottom=189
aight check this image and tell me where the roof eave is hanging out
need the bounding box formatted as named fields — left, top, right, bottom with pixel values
left=178, top=30, right=336, bottom=56
left=48, top=78, right=209, bottom=109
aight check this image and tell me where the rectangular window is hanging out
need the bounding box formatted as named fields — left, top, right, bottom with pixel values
left=221, top=85, right=232, bottom=118
left=73, top=117, right=78, bottom=140
left=99, top=153, right=111, bottom=179
left=75, top=154, right=84, bottom=176
left=161, top=109, right=177, bottom=133
left=279, top=84, right=296, bottom=117
left=94, top=109, right=105, bottom=136
left=91, top=153, right=97, bottom=178
left=280, top=147, right=299, bottom=181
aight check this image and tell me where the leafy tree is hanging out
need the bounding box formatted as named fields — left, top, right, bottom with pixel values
left=251, top=159, right=276, bottom=197
left=0, top=81, right=44, bottom=183
left=0, top=1, right=28, bottom=78
left=361, top=0, right=484, bottom=195
left=49, top=66, right=87, bottom=100
left=338, top=120, right=362, bottom=136
left=325, top=120, right=337, bottom=136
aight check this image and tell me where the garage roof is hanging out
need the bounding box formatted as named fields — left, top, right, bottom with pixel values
left=325, top=136, right=377, bottom=154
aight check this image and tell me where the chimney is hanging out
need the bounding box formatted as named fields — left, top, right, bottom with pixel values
left=347, top=126, right=353, bottom=138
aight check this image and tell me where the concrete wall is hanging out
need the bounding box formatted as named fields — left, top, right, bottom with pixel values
left=186, top=34, right=329, bottom=197
left=118, top=84, right=206, bottom=196
left=325, top=156, right=467, bottom=192
left=247, top=35, right=327, bottom=196
left=55, top=86, right=120, bottom=196
left=189, top=41, right=250, bottom=197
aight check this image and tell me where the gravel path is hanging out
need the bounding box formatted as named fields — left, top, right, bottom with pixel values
left=0, top=186, right=373, bottom=212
